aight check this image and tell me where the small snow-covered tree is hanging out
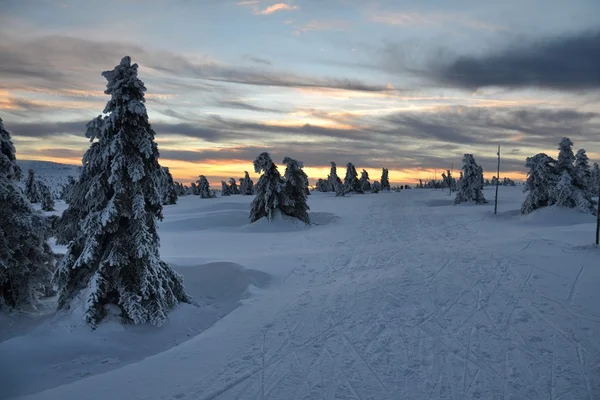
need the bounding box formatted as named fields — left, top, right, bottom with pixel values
left=56, top=57, right=191, bottom=327
left=418, top=179, right=424, bottom=189
left=0, top=118, right=55, bottom=310
left=521, top=153, right=556, bottom=214
left=240, top=171, right=254, bottom=195
left=381, top=168, right=390, bottom=191
left=197, top=175, right=213, bottom=198
left=38, top=181, right=55, bottom=211
left=189, top=182, right=198, bottom=195
left=25, top=169, right=41, bottom=203
left=315, top=178, right=328, bottom=192
left=249, top=152, right=289, bottom=222
left=359, top=169, right=371, bottom=192
left=221, top=181, right=231, bottom=196
left=575, top=149, right=592, bottom=194
left=327, top=162, right=341, bottom=192
left=335, top=179, right=346, bottom=197
left=556, top=137, right=575, bottom=176
left=344, top=163, right=362, bottom=194
left=228, top=178, right=240, bottom=195
left=372, top=180, right=381, bottom=193
left=282, top=157, right=310, bottom=224
left=454, top=154, right=487, bottom=204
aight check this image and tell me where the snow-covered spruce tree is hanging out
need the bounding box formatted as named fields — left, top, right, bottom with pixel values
left=38, top=181, right=55, bottom=211
left=228, top=178, right=240, bottom=195
left=372, top=180, right=381, bottom=193
left=56, top=57, right=191, bottom=327
left=197, top=175, right=213, bottom=198
left=240, top=171, right=254, bottom=195
left=521, top=153, right=557, bottom=214
left=381, top=168, right=390, bottom=191
left=454, top=154, right=487, bottom=204
left=556, top=137, right=575, bottom=176
left=335, top=179, right=346, bottom=197
left=0, top=117, right=55, bottom=310
left=189, top=182, right=198, bottom=195
left=327, top=162, right=341, bottom=192
left=156, top=166, right=178, bottom=205
left=344, top=163, right=362, bottom=194
left=249, top=152, right=289, bottom=222
left=221, top=181, right=231, bottom=196
left=360, top=169, right=371, bottom=192
left=282, top=157, right=310, bottom=224
left=25, top=169, right=41, bottom=203
left=575, top=149, right=592, bottom=194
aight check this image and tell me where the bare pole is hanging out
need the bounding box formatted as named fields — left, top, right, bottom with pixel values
left=450, top=162, right=454, bottom=195
left=596, top=184, right=600, bottom=245
left=494, top=145, right=500, bottom=215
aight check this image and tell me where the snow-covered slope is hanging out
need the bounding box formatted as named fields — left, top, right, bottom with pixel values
left=2, top=187, right=599, bottom=400
left=16, top=160, right=80, bottom=198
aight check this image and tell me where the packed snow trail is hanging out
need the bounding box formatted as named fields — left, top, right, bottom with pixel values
left=16, top=190, right=600, bottom=400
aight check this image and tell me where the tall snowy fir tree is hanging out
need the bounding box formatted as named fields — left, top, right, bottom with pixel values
left=197, top=175, right=213, bottom=198
left=249, top=152, right=290, bottom=222
left=38, top=182, right=55, bottom=212
left=0, top=117, right=55, bottom=310
left=327, top=162, right=341, bottom=192
left=240, top=171, right=254, bottom=195
left=282, top=157, right=310, bottom=224
left=344, top=163, right=362, bottom=194
left=381, top=168, right=390, bottom=191
left=556, top=137, right=575, bottom=176
left=25, top=169, right=41, bottom=203
left=574, top=149, right=592, bottom=194
left=228, top=178, right=240, bottom=195
left=454, top=154, right=487, bottom=204
left=56, top=57, right=191, bottom=327
left=521, top=153, right=556, bottom=214
left=221, top=181, right=231, bottom=196
left=359, top=169, right=371, bottom=192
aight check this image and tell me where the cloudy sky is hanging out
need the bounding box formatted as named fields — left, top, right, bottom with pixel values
left=1, top=0, right=599, bottom=184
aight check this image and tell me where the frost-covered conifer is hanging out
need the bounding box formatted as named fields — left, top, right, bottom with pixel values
left=372, top=180, right=381, bottom=193
left=189, top=182, right=198, bottom=195
left=521, top=153, right=556, bottom=214
left=249, top=152, right=289, bottom=222
left=335, top=180, right=346, bottom=197
left=228, top=178, right=240, bottom=195
left=197, top=175, right=213, bottom=198
left=454, top=154, right=487, bottom=204
left=575, top=149, right=592, bottom=194
left=221, top=181, right=231, bottom=196
left=359, top=169, right=371, bottom=192
left=240, top=171, right=254, bottom=195
left=56, top=57, right=191, bottom=327
left=0, top=118, right=54, bottom=310
left=344, top=163, right=362, bottom=194
left=282, top=157, right=310, bottom=224
left=25, top=169, right=40, bottom=203
left=38, top=182, right=55, bottom=211
left=327, top=162, right=341, bottom=192
left=157, top=167, right=178, bottom=205
left=556, top=137, right=575, bottom=175
left=381, top=168, right=390, bottom=191
left=315, top=179, right=328, bottom=192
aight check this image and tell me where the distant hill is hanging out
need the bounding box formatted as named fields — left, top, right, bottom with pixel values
left=16, top=160, right=81, bottom=199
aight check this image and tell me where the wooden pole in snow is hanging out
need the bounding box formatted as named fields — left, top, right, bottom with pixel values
left=494, top=145, right=500, bottom=215
left=596, top=185, right=600, bottom=245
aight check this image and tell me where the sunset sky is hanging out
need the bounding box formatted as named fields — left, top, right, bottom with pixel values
left=1, top=0, right=599, bottom=185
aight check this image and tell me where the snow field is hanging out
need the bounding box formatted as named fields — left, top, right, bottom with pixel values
left=2, top=187, right=599, bottom=400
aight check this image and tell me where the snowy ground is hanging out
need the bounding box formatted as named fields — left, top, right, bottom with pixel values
left=1, top=187, right=599, bottom=400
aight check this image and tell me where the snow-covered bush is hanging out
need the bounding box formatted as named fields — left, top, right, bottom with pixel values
left=315, top=178, right=329, bottom=192
left=56, top=57, right=191, bottom=327
left=454, top=154, right=487, bottom=204
left=372, top=180, right=381, bottom=193
left=221, top=181, right=231, bottom=196
left=281, top=157, right=310, bottom=224
left=228, top=178, right=240, bottom=195
left=0, top=117, right=55, bottom=310
left=197, top=175, right=213, bottom=198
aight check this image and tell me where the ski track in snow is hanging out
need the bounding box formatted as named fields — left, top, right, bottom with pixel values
left=11, top=189, right=600, bottom=400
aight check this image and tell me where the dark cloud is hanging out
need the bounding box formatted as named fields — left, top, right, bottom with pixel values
left=7, top=121, right=87, bottom=138
left=217, top=100, right=284, bottom=113
left=426, top=31, right=600, bottom=90
left=243, top=55, right=272, bottom=65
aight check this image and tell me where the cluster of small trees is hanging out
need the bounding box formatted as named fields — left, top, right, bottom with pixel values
left=522, top=137, right=598, bottom=215
left=315, top=162, right=390, bottom=196
left=24, top=169, right=56, bottom=211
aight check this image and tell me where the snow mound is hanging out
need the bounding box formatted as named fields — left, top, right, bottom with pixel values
left=520, top=205, right=595, bottom=226
left=242, top=211, right=338, bottom=232
left=159, top=210, right=248, bottom=232
left=424, top=199, right=454, bottom=207
left=197, top=202, right=250, bottom=213
left=308, top=211, right=339, bottom=226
